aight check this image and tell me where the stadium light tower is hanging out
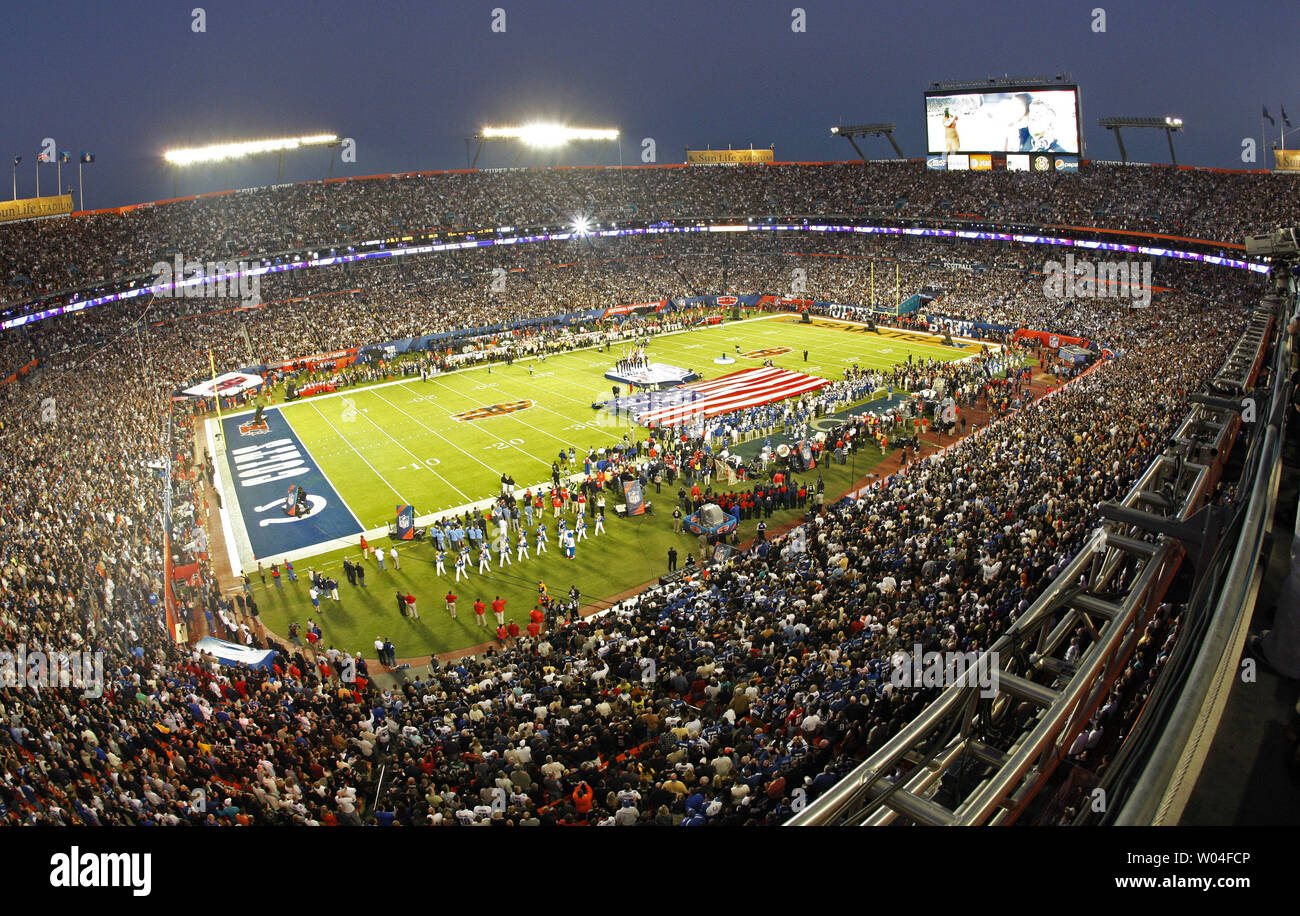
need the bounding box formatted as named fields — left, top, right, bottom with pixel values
left=466, top=123, right=621, bottom=168
left=830, top=123, right=903, bottom=160
left=163, top=134, right=341, bottom=193
left=1097, top=116, right=1184, bottom=165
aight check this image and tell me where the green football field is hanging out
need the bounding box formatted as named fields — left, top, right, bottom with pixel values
left=239, top=315, right=973, bottom=661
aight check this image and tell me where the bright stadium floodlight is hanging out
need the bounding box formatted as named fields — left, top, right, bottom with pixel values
left=468, top=124, right=621, bottom=167
left=481, top=124, right=619, bottom=147
left=571, top=215, right=592, bottom=235
left=163, top=133, right=340, bottom=194
left=163, top=134, right=339, bottom=166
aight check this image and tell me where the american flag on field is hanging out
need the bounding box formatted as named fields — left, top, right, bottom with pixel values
left=628, top=366, right=828, bottom=428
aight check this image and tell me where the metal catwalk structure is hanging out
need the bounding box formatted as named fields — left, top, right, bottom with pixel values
left=789, top=285, right=1287, bottom=827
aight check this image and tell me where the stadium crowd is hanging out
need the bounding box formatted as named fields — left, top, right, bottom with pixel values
left=339, top=298, right=1242, bottom=827
left=0, top=160, right=1289, bottom=307
left=2, top=231, right=1254, bottom=411
left=0, top=170, right=1266, bottom=825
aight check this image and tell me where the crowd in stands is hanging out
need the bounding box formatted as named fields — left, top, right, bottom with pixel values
left=0, top=172, right=1267, bottom=825
left=3, top=231, right=1257, bottom=413
left=348, top=298, right=1242, bottom=826
left=1, top=160, right=1290, bottom=306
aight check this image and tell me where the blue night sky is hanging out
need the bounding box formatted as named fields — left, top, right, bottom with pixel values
left=2, top=0, right=1296, bottom=208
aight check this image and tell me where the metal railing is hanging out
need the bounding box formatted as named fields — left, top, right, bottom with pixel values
left=1112, top=285, right=1294, bottom=825
left=788, top=293, right=1280, bottom=826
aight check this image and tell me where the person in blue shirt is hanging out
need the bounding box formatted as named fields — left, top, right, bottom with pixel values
left=681, top=810, right=707, bottom=826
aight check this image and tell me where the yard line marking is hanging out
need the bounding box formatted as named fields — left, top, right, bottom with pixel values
left=307, top=400, right=411, bottom=507
left=421, top=373, right=626, bottom=445
left=370, top=386, right=549, bottom=473
left=346, top=398, right=473, bottom=504
left=394, top=378, right=558, bottom=467
left=476, top=378, right=631, bottom=443
left=489, top=362, right=622, bottom=411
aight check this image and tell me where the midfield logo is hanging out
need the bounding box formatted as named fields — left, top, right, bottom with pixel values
left=451, top=400, right=534, bottom=422
left=741, top=347, right=792, bottom=359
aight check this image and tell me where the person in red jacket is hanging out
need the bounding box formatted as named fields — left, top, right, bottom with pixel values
left=473, top=598, right=487, bottom=628
left=572, top=781, right=594, bottom=814
left=766, top=775, right=787, bottom=801
left=506, top=620, right=520, bottom=640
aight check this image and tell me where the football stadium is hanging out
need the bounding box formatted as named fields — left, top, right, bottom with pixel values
left=1, top=1, right=1298, bottom=887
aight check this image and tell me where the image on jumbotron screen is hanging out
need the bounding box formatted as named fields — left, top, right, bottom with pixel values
left=925, top=87, right=1081, bottom=155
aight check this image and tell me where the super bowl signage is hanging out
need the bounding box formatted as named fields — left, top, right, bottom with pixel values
left=232, top=438, right=310, bottom=490
left=926, top=315, right=975, bottom=337
left=821, top=303, right=875, bottom=321
left=183, top=371, right=263, bottom=399
left=451, top=400, right=534, bottom=422
left=220, top=408, right=363, bottom=558
left=601, top=301, right=666, bottom=319
left=741, top=347, right=792, bottom=359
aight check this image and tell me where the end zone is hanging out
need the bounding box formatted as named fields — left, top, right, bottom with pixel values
left=211, top=407, right=363, bottom=570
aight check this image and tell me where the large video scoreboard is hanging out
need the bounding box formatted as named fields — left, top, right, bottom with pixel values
left=924, top=85, right=1082, bottom=172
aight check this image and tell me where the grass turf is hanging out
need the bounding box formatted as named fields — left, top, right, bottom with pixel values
left=239, top=315, right=970, bottom=659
